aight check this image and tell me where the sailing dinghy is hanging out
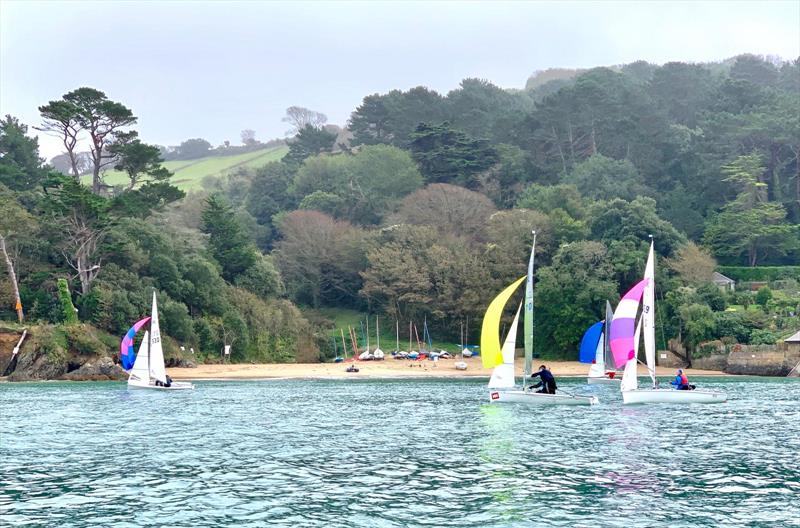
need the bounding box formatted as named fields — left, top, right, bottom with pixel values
left=579, top=301, right=621, bottom=384
left=610, top=240, right=726, bottom=404
left=122, top=292, right=194, bottom=390
left=485, top=232, right=598, bottom=406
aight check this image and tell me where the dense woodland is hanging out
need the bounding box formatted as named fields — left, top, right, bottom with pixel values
left=0, top=54, right=798, bottom=365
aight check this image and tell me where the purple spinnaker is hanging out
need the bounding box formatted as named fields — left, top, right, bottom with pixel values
left=120, top=317, right=151, bottom=371
left=609, top=279, right=649, bottom=369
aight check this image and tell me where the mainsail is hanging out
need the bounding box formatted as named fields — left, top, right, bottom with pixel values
left=148, top=292, right=167, bottom=384
left=609, top=278, right=650, bottom=369
left=603, top=301, right=614, bottom=370
left=480, top=276, right=525, bottom=369
left=642, top=240, right=657, bottom=387
left=129, top=330, right=150, bottom=384
left=523, top=232, right=536, bottom=386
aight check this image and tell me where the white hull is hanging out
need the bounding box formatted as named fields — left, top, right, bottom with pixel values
left=587, top=376, right=621, bottom=385
left=128, top=380, right=195, bottom=390
left=622, top=388, right=726, bottom=404
left=489, top=389, right=599, bottom=406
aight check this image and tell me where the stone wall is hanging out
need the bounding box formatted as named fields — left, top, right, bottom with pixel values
left=725, top=343, right=800, bottom=377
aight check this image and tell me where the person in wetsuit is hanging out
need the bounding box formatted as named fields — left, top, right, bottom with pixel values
left=529, top=364, right=557, bottom=394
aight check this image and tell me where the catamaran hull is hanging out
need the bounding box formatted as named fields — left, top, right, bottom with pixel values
left=622, top=389, right=726, bottom=404
left=587, top=376, right=621, bottom=385
left=128, top=381, right=195, bottom=390
left=489, top=390, right=599, bottom=406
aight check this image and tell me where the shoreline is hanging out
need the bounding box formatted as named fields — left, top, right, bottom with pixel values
left=167, top=358, right=729, bottom=381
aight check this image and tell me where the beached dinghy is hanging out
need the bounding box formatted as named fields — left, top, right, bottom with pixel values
left=122, top=292, right=194, bottom=391
left=485, top=232, right=598, bottom=406
left=611, top=240, right=726, bottom=405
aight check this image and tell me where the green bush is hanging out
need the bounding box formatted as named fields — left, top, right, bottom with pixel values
left=57, top=279, right=78, bottom=324
left=64, top=324, right=108, bottom=356
left=755, top=286, right=772, bottom=307
left=749, top=329, right=778, bottom=345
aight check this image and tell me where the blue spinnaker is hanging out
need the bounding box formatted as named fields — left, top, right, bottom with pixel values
left=578, top=321, right=604, bottom=364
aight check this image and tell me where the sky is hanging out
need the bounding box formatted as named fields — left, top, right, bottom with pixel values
left=1, top=0, right=798, bottom=159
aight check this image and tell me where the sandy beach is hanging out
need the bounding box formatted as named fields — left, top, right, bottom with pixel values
left=168, top=357, right=726, bottom=380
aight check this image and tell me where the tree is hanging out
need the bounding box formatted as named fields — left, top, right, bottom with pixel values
left=274, top=210, right=366, bottom=308
left=241, top=129, right=257, bottom=146
left=282, top=106, right=327, bottom=135
left=533, top=241, right=619, bottom=356
left=283, top=124, right=337, bottom=166
left=0, top=116, right=47, bottom=190
left=678, top=303, right=715, bottom=359
left=667, top=242, right=717, bottom=286
left=703, top=156, right=798, bottom=265
left=201, top=194, right=258, bottom=281
left=409, top=122, right=498, bottom=187
left=42, top=174, right=110, bottom=295
left=390, top=183, right=496, bottom=241
left=108, top=132, right=172, bottom=190
left=37, top=100, right=82, bottom=178
left=564, top=154, right=649, bottom=201
left=46, top=88, right=138, bottom=193
left=49, top=152, right=92, bottom=177
left=175, top=138, right=212, bottom=160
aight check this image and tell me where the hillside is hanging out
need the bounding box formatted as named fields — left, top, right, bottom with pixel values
left=95, top=145, right=288, bottom=190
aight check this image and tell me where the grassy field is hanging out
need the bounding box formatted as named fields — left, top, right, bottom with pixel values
left=91, top=145, right=289, bottom=191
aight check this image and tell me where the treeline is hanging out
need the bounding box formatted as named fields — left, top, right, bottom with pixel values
left=0, top=89, right=320, bottom=363
left=0, top=54, right=798, bottom=363
left=215, top=54, right=799, bottom=358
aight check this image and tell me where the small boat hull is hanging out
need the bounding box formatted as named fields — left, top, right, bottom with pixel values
left=587, top=376, right=621, bottom=385
left=128, top=380, right=195, bottom=390
left=489, top=390, right=599, bottom=406
left=622, top=388, right=727, bottom=404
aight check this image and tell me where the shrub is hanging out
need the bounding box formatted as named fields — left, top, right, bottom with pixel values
left=57, top=279, right=78, bottom=324
left=749, top=329, right=778, bottom=345
left=755, top=286, right=772, bottom=307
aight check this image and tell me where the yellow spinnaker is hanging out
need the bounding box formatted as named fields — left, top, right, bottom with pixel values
left=481, top=276, right=526, bottom=369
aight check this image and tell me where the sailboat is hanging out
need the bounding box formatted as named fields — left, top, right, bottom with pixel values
left=484, top=232, right=598, bottom=406
left=455, top=320, right=467, bottom=370
left=373, top=315, right=385, bottom=360
left=610, top=239, right=726, bottom=404
left=124, top=292, right=194, bottom=390
left=579, top=301, right=621, bottom=384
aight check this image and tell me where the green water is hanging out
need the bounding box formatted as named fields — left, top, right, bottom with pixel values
left=1, top=377, right=798, bottom=527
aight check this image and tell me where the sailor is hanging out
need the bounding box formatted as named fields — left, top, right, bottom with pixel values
left=529, top=364, right=557, bottom=394
left=671, top=369, right=690, bottom=390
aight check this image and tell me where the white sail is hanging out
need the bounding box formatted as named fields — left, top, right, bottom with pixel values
left=149, top=292, right=167, bottom=384
left=588, top=331, right=606, bottom=378
left=621, top=317, right=642, bottom=392
left=488, top=302, right=522, bottom=389
left=642, top=240, right=657, bottom=388
left=128, top=330, right=150, bottom=386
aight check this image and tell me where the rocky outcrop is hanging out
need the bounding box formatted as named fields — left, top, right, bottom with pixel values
left=61, top=356, right=127, bottom=381
left=165, top=357, right=197, bottom=368
left=725, top=343, right=800, bottom=377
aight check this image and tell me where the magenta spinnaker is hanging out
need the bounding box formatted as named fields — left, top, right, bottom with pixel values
left=609, top=278, right=649, bottom=369
left=120, top=317, right=151, bottom=370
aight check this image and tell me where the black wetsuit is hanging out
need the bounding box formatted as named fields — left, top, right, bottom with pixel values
left=529, top=369, right=557, bottom=394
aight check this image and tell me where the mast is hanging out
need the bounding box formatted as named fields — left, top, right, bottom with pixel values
left=409, top=321, right=412, bottom=352
left=396, top=319, right=399, bottom=352
left=366, top=316, right=370, bottom=353
left=643, top=236, right=657, bottom=388
left=523, top=231, right=536, bottom=390
left=376, top=315, right=380, bottom=349
left=604, top=300, right=614, bottom=371
left=340, top=329, right=348, bottom=360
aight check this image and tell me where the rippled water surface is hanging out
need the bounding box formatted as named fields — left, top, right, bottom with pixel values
left=1, top=377, right=799, bottom=527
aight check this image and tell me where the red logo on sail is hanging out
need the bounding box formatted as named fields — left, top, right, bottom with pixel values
left=491, top=392, right=499, bottom=400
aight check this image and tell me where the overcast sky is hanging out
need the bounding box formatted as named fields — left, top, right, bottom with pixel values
left=1, top=0, right=798, bottom=159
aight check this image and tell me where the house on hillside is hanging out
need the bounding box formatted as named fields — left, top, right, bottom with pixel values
left=712, top=271, right=736, bottom=292
left=786, top=330, right=800, bottom=352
